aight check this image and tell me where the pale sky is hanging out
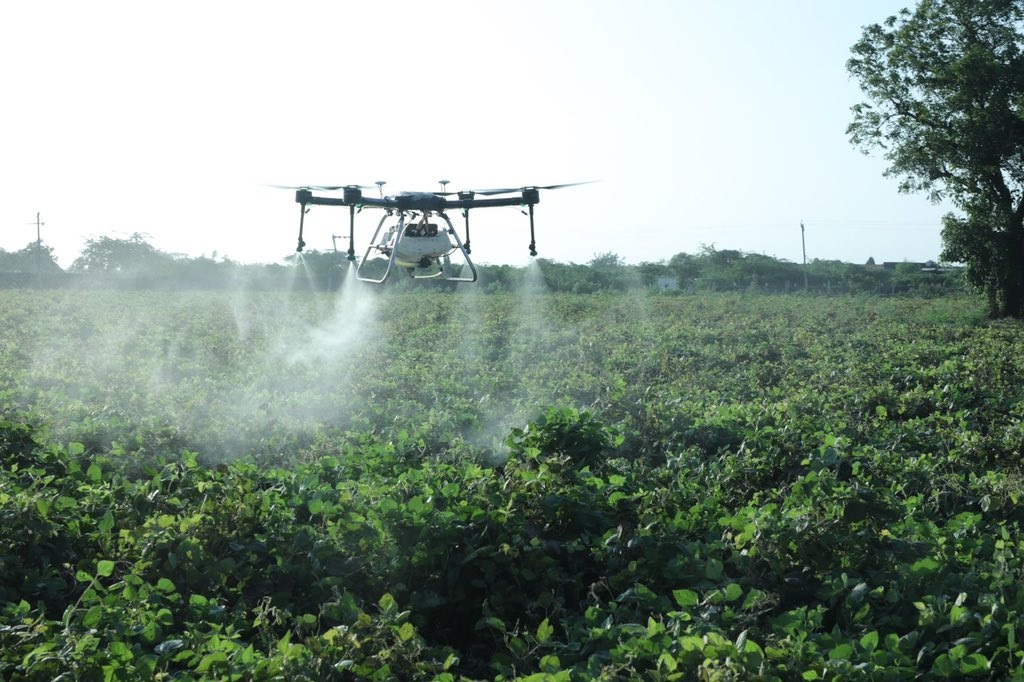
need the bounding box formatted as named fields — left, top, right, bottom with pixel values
left=1, top=1, right=951, bottom=268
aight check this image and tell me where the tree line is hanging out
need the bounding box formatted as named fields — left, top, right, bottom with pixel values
left=0, top=233, right=963, bottom=295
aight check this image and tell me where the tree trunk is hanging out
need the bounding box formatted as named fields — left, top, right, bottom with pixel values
left=1003, top=284, right=1024, bottom=317
left=998, top=258, right=1024, bottom=317
left=988, top=220, right=1024, bottom=318
left=1004, top=227, right=1024, bottom=317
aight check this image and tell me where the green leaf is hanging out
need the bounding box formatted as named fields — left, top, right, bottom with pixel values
left=673, top=589, right=699, bottom=608
left=307, top=497, right=324, bottom=515
left=82, top=605, right=103, bottom=628
left=539, top=654, right=561, bottom=673
left=87, top=463, right=102, bottom=482
left=911, top=557, right=941, bottom=575
left=98, top=509, right=114, bottom=533
left=959, top=653, right=989, bottom=674
left=829, top=643, right=853, bottom=660
left=154, top=639, right=185, bottom=656
left=108, top=640, right=132, bottom=661
left=536, top=617, right=554, bottom=643
left=96, top=559, right=115, bottom=577
left=679, top=635, right=704, bottom=653
left=848, top=581, right=870, bottom=606
left=156, top=577, right=176, bottom=593
left=476, top=616, right=506, bottom=633
left=378, top=592, right=397, bottom=614
left=860, top=630, right=879, bottom=652
left=931, top=653, right=956, bottom=677
left=397, top=621, right=415, bottom=642
left=196, top=652, right=228, bottom=673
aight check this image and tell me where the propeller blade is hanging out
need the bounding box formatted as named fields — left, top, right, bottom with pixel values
left=309, top=184, right=374, bottom=191
left=468, top=181, right=598, bottom=196
left=534, top=181, right=598, bottom=191
left=471, top=187, right=522, bottom=196
left=265, top=183, right=371, bottom=191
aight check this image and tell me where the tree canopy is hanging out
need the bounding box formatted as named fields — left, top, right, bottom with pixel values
left=847, top=0, right=1024, bottom=317
left=0, top=242, right=61, bottom=274
left=70, top=233, right=174, bottom=274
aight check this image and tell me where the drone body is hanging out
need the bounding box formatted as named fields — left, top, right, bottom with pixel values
left=288, top=182, right=588, bottom=283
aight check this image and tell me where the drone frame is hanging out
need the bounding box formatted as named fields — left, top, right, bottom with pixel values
left=292, top=184, right=548, bottom=284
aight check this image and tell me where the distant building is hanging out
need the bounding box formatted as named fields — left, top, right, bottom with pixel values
left=655, top=276, right=678, bottom=291
left=879, top=260, right=962, bottom=274
left=882, top=261, right=926, bottom=270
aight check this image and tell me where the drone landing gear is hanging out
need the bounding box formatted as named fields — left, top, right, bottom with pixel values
left=356, top=212, right=477, bottom=284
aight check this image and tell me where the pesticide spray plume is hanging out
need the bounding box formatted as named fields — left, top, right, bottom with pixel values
left=288, top=260, right=376, bottom=363
left=453, top=258, right=564, bottom=463
left=7, top=249, right=620, bottom=470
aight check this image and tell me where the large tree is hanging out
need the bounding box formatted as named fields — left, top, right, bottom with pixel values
left=0, top=242, right=61, bottom=274
left=70, top=233, right=172, bottom=274
left=847, top=0, right=1024, bottom=317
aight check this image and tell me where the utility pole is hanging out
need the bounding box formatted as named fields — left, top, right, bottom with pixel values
left=29, top=212, right=44, bottom=278
left=800, top=220, right=809, bottom=292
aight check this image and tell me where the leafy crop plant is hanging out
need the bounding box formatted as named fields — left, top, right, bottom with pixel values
left=1, top=289, right=1023, bottom=678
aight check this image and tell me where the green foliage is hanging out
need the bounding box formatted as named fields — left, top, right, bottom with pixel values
left=848, top=0, right=1024, bottom=317
left=0, top=242, right=62, bottom=275
left=3, top=289, right=1024, bottom=679
left=507, top=406, right=623, bottom=470
left=70, top=233, right=175, bottom=274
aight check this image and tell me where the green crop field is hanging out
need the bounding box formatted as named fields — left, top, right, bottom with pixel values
left=2, top=284, right=1024, bottom=680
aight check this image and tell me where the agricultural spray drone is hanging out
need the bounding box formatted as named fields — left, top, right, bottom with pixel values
left=283, top=181, right=590, bottom=283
